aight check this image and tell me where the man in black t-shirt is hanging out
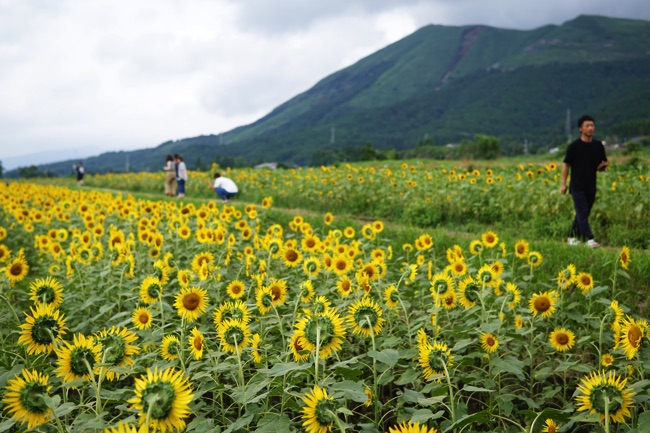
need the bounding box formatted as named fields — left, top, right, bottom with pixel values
left=560, top=115, right=609, bottom=248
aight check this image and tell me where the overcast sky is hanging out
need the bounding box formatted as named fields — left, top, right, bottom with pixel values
left=1, top=0, right=648, bottom=168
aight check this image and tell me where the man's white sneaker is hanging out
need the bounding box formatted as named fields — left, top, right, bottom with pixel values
left=567, top=237, right=580, bottom=246
left=587, top=239, right=600, bottom=248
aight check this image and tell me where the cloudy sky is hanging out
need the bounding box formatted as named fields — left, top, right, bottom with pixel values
left=2, top=0, right=648, bottom=169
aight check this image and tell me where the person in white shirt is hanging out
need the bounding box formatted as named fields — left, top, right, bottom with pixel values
left=175, top=155, right=188, bottom=198
left=208, top=172, right=238, bottom=202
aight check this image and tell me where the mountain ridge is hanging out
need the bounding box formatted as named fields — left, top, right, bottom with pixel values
left=8, top=14, right=650, bottom=176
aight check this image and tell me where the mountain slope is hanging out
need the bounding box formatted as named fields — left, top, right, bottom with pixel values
left=14, top=14, right=650, bottom=176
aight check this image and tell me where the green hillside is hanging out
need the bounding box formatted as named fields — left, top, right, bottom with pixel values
left=13, top=14, right=650, bottom=176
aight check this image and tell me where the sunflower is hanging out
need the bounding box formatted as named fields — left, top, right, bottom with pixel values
left=480, top=333, right=499, bottom=354
left=476, top=264, right=497, bottom=287
left=128, top=367, right=194, bottom=433
left=449, top=260, right=467, bottom=277
left=0, top=244, right=11, bottom=263
left=505, top=282, right=521, bottom=309
left=55, top=333, right=102, bottom=384
left=332, top=275, right=351, bottom=297
left=5, top=251, right=29, bottom=285
left=174, top=286, right=209, bottom=322
left=132, top=307, right=153, bottom=330
left=301, top=385, right=338, bottom=433
left=18, top=303, right=68, bottom=355
left=188, top=327, right=204, bottom=360
left=222, top=279, right=245, bottom=299
left=575, top=272, right=594, bottom=294
left=514, top=315, right=524, bottom=330
left=440, top=289, right=458, bottom=310
left=549, top=328, right=576, bottom=352
left=104, top=421, right=138, bottom=433
left=302, top=257, right=322, bottom=278
left=430, top=272, right=454, bottom=299
left=557, top=263, right=577, bottom=290
left=481, top=230, right=499, bottom=248
left=295, top=310, right=346, bottom=359
left=458, top=276, right=481, bottom=309
left=289, top=332, right=310, bottom=362
left=331, top=254, right=352, bottom=276
left=469, top=240, right=483, bottom=255
left=140, top=276, right=164, bottom=304
left=177, top=269, right=194, bottom=288
left=617, top=315, right=647, bottom=359
left=418, top=339, right=453, bottom=381
left=282, top=246, right=302, bottom=267
left=619, top=245, right=631, bottom=270
left=347, top=297, right=385, bottom=337
left=415, top=233, right=433, bottom=251
left=95, top=327, right=141, bottom=381
left=527, top=251, right=543, bottom=267
left=541, top=418, right=559, bottom=433
left=248, top=333, right=263, bottom=363
left=528, top=291, right=558, bottom=319
left=29, top=276, right=64, bottom=308
left=299, top=280, right=315, bottom=303
left=514, top=240, right=529, bottom=259
left=383, top=284, right=400, bottom=309
left=267, top=278, right=288, bottom=307
left=601, top=353, right=614, bottom=368
left=161, top=335, right=181, bottom=361
left=191, top=251, right=214, bottom=275
left=312, top=295, right=332, bottom=315
left=2, top=369, right=53, bottom=430
left=218, top=318, right=252, bottom=354
left=387, top=421, right=439, bottom=433
left=575, top=370, right=635, bottom=424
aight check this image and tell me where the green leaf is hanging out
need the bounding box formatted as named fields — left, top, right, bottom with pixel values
left=395, top=368, right=420, bottom=386
left=417, top=395, right=446, bottom=406
left=443, top=410, right=491, bottom=432
left=368, top=349, right=400, bottom=368
left=223, top=413, right=254, bottom=433
left=638, top=411, right=650, bottom=433
left=254, top=415, right=291, bottom=433
left=461, top=385, right=494, bottom=393
left=259, top=362, right=311, bottom=377
left=409, top=408, right=442, bottom=424
left=491, top=356, right=525, bottom=380
left=451, top=339, right=473, bottom=351
left=331, top=380, right=368, bottom=403
left=0, top=418, right=16, bottom=432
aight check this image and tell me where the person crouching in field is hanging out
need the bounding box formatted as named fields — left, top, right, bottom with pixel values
left=560, top=115, right=609, bottom=248
left=208, top=172, right=238, bottom=203
left=175, top=155, right=188, bottom=198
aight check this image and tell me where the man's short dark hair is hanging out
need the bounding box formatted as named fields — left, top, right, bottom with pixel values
left=213, top=172, right=221, bottom=178
left=577, top=115, right=595, bottom=128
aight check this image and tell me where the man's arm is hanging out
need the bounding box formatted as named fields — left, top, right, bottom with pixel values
left=560, top=163, right=570, bottom=195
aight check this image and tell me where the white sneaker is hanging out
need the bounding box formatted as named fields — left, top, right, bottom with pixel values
left=587, top=239, right=600, bottom=248
left=567, top=237, right=580, bottom=246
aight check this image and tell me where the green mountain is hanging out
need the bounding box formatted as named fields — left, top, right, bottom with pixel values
left=13, top=14, right=650, bottom=176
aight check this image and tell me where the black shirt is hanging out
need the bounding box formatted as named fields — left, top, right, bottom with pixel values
left=563, top=138, right=607, bottom=194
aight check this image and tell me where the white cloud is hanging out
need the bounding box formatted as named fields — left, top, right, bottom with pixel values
left=0, top=0, right=648, bottom=162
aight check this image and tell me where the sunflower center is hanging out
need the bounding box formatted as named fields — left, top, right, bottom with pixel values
left=270, top=287, right=282, bottom=301
left=100, top=334, right=127, bottom=365
left=555, top=333, right=569, bottom=346
left=70, top=347, right=96, bottom=376
left=10, top=263, right=23, bottom=276
left=193, top=336, right=202, bottom=351
left=224, top=326, right=245, bottom=347
left=138, top=313, right=150, bottom=324
left=183, top=293, right=200, bottom=310
left=18, top=381, right=49, bottom=414
left=627, top=326, right=642, bottom=348
left=230, top=284, right=242, bottom=295
left=580, top=276, right=591, bottom=286
left=32, top=316, right=61, bottom=344
left=486, top=337, right=496, bottom=347
left=141, top=381, right=176, bottom=420
left=36, top=286, right=56, bottom=304
left=340, top=281, right=351, bottom=292
left=534, top=297, right=550, bottom=312
left=590, top=384, right=623, bottom=414
left=314, top=398, right=336, bottom=426
left=335, top=260, right=347, bottom=271
left=285, top=250, right=298, bottom=262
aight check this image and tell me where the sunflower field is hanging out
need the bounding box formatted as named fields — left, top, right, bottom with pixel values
left=0, top=180, right=648, bottom=433
left=81, top=157, right=650, bottom=248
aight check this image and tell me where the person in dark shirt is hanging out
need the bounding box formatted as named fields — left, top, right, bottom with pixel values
left=560, top=115, right=609, bottom=248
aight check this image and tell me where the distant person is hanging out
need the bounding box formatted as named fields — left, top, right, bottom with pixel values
left=163, top=154, right=176, bottom=196
left=208, top=172, right=238, bottom=203
left=175, top=155, right=188, bottom=198
left=560, top=115, right=609, bottom=248
left=73, top=162, right=85, bottom=186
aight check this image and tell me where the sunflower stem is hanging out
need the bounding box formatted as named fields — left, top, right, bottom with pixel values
left=604, top=395, right=610, bottom=433
left=365, top=315, right=380, bottom=427
left=442, top=359, right=456, bottom=425
left=233, top=334, right=247, bottom=412
left=83, top=358, right=101, bottom=417
left=315, top=325, right=321, bottom=386
left=0, top=294, right=20, bottom=324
